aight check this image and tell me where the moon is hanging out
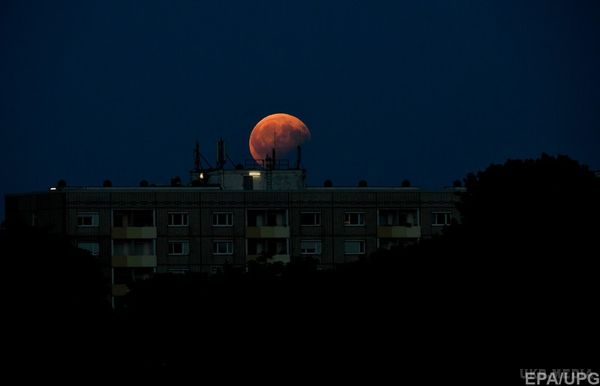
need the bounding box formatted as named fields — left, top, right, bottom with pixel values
left=249, top=113, right=311, bottom=163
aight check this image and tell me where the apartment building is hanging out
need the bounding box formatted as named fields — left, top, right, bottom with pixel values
left=5, top=168, right=460, bottom=304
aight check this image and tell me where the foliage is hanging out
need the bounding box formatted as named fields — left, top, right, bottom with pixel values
left=1, top=225, right=111, bottom=316
left=1, top=225, right=112, bottom=372
left=457, top=153, right=599, bottom=257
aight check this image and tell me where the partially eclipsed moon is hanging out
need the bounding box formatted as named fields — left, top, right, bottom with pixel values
left=249, top=113, right=311, bottom=163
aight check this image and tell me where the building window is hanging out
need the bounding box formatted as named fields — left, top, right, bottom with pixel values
left=378, top=209, right=418, bottom=227
left=300, top=212, right=321, bottom=226
left=168, top=240, right=190, bottom=255
left=344, top=212, right=365, bottom=226
left=432, top=212, right=452, bottom=226
left=113, top=239, right=155, bottom=256
left=300, top=240, right=321, bottom=255
left=168, top=212, right=189, bottom=227
left=77, top=212, right=99, bottom=227
left=212, top=212, right=233, bottom=227
left=113, top=210, right=154, bottom=227
left=213, top=240, right=233, bottom=255
left=247, top=210, right=287, bottom=226
left=247, top=239, right=288, bottom=255
left=344, top=240, right=365, bottom=255
left=78, top=242, right=100, bottom=256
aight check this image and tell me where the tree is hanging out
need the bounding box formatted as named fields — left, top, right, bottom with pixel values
left=2, top=225, right=110, bottom=316
left=103, top=179, right=112, bottom=187
left=458, top=154, right=599, bottom=250
left=453, top=154, right=600, bottom=298
left=358, top=179, right=368, bottom=187
left=1, top=225, right=114, bottom=373
left=401, top=179, right=411, bottom=187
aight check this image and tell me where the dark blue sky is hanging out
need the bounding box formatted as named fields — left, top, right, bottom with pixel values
left=1, top=0, right=599, bottom=219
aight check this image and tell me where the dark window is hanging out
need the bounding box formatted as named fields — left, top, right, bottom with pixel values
left=300, top=212, right=321, bottom=226
left=432, top=212, right=452, bottom=226
left=212, top=212, right=233, bottom=226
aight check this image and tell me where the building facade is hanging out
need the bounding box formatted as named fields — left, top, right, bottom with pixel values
left=5, top=170, right=460, bottom=304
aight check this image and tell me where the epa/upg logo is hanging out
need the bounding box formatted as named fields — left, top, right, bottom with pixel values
left=521, top=370, right=599, bottom=385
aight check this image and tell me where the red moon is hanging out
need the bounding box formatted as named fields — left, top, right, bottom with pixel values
left=249, top=113, right=311, bottom=163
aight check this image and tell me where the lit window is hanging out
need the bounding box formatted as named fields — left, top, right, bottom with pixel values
left=344, top=212, right=365, bottom=226
left=213, top=240, right=233, bottom=255
left=300, top=212, right=321, bottom=226
left=168, top=240, right=190, bottom=255
left=77, top=213, right=99, bottom=227
left=432, top=212, right=452, bottom=226
left=344, top=240, right=365, bottom=255
left=212, top=212, right=233, bottom=227
left=300, top=240, right=321, bottom=255
left=168, top=212, right=189, bottom=227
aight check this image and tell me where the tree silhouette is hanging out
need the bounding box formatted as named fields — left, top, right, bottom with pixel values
left=2, top=225, right=110, bottom=315
left=103, top=179, right=112, bottom=187
left=401, top=179, right=411, bottom=187
left=450, top=153, right=600, bottom=310
left=457, top=154, right=599, bottom=255
left=2, top=225, right=111, bottom=371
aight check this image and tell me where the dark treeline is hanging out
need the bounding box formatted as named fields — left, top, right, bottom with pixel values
left=2, top=153, right=599, bottom=374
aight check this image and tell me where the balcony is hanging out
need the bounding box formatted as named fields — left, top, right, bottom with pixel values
left=246, top=226, right=290, bottom=238
left=112, top=227, right=157, bottom=239
left=247, top=254, right=291, bottom=264
left=377, top=226, right=421, bottom=238
left=112, top=255, right=157, bottom=268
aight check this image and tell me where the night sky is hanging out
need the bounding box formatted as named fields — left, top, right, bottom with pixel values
left=1, top=0, right=599, bottom=220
